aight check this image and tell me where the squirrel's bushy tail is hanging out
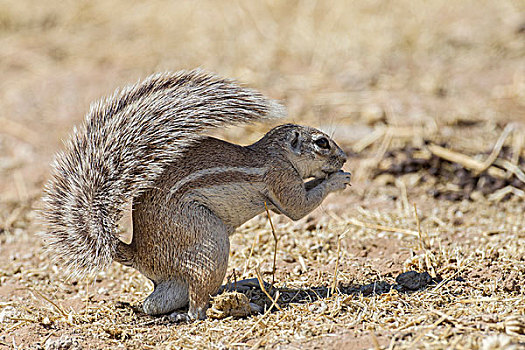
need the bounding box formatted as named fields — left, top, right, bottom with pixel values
left=42, top=69, right=285, bottom=277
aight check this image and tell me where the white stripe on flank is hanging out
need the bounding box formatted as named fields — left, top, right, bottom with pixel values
left=169, top=166, right=266, bottom=195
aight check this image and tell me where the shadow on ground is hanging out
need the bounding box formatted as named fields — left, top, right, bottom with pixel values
left=220, top=271, right=443, bottom=313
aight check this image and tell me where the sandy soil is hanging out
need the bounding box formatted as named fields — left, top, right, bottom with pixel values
left=1, top=1, right=524, bottom=349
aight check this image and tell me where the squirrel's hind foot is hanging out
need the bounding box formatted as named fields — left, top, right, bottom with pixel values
left=167, top=305, right=207, bottom=323
left=167, top=311, right=193, bottom=323
left=142, top=279, right=189, bottom=316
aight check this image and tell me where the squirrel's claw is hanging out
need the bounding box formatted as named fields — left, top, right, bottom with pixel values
left=168, top=311, right=193, bottom=323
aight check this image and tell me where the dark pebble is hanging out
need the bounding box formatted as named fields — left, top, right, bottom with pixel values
left=395, top=271, right=434, bottom=290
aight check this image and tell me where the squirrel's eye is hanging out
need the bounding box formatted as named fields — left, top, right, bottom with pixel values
left=314, top=137, right=330, bottom=149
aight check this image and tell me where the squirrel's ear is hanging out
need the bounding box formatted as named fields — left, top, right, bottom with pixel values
left=288, top=130, right=302, bottom=155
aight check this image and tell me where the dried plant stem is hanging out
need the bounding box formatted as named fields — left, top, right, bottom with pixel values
left=373, top=129, right=393, bottom=166
left=41, top=332, right=54, bottom=347
left=410, top=310, right=453, bottom=346
left=264, top=201, right=279, bottom=285
left=495, top=158, right=525, bottom=184
left=356, top=128, right=393, bottom=182
left=234, top=289, right=281, bottom=343
left=347, top=217, right=419, bottom=237
left=413, top=204, right=437, bottom=277
left=330, top=229, right=349, bottom=297
left=29, top=289, right=68, bottom=318
left=5, top=321, right=29, bottom=333
left=330, top=238, right=342, bottom=297
left=488, top=185, right=525, bottom=202
left=255, top=266, right=282, bottom=312
left=84, top=283, right=90, bottom=315
left=352, top=127, right=385, bottom=153
left=396, top=178, right=410, bottom=218
left=427, top=144, right=506, bottom=178
left=243, top=231, right=259, bottom=277
left=353, top=126, right=436, bottom=154
left=477, top=123, right=514, bottom=174
left=413, top=204, right=429, bottom=249
left=511, top=130, right=524, bottom=167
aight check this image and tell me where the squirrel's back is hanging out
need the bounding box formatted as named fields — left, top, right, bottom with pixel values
left=41, top=69, right=285, bottom=277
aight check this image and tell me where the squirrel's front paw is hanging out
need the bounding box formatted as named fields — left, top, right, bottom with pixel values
left=326, top=170, right=351, bottom=192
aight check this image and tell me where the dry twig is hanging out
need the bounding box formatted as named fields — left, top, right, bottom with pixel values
left=263, top=202, right=279, bottom=286
left=347, top=217, right=419, bottom=237
left=255, top=266, right=282, bottom=312
left=330, top=229, right=349, bottom=296
left=487, top=185, right=525, bottom=202
left=427, top=144, right=506, bottom=178
left=476, top=124, right=514, bottom=174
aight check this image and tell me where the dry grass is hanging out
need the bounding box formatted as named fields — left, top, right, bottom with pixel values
left=1, top=0, right=524, bottom=349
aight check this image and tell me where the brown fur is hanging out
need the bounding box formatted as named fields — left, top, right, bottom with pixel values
left=126, top=125, right=349, bottom=320
left=41, top=71, right=350, bottom=321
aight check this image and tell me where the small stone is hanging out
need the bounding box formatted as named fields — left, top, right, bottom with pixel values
left=395, top=271, right=433, bottom=291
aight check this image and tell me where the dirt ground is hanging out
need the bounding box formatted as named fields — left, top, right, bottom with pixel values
left=1, top=1, right=524, bottom=349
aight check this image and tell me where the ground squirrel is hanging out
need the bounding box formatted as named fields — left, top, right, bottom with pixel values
left=42, top=69, right=351, bottom=321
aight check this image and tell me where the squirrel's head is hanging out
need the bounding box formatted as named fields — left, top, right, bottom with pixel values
left=259, top=124, right=348, bottom=179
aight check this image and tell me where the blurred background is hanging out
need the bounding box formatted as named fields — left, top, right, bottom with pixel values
left=0, top=0, right=524, bottom=215
left=1, top=2, right=524, bottom=347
